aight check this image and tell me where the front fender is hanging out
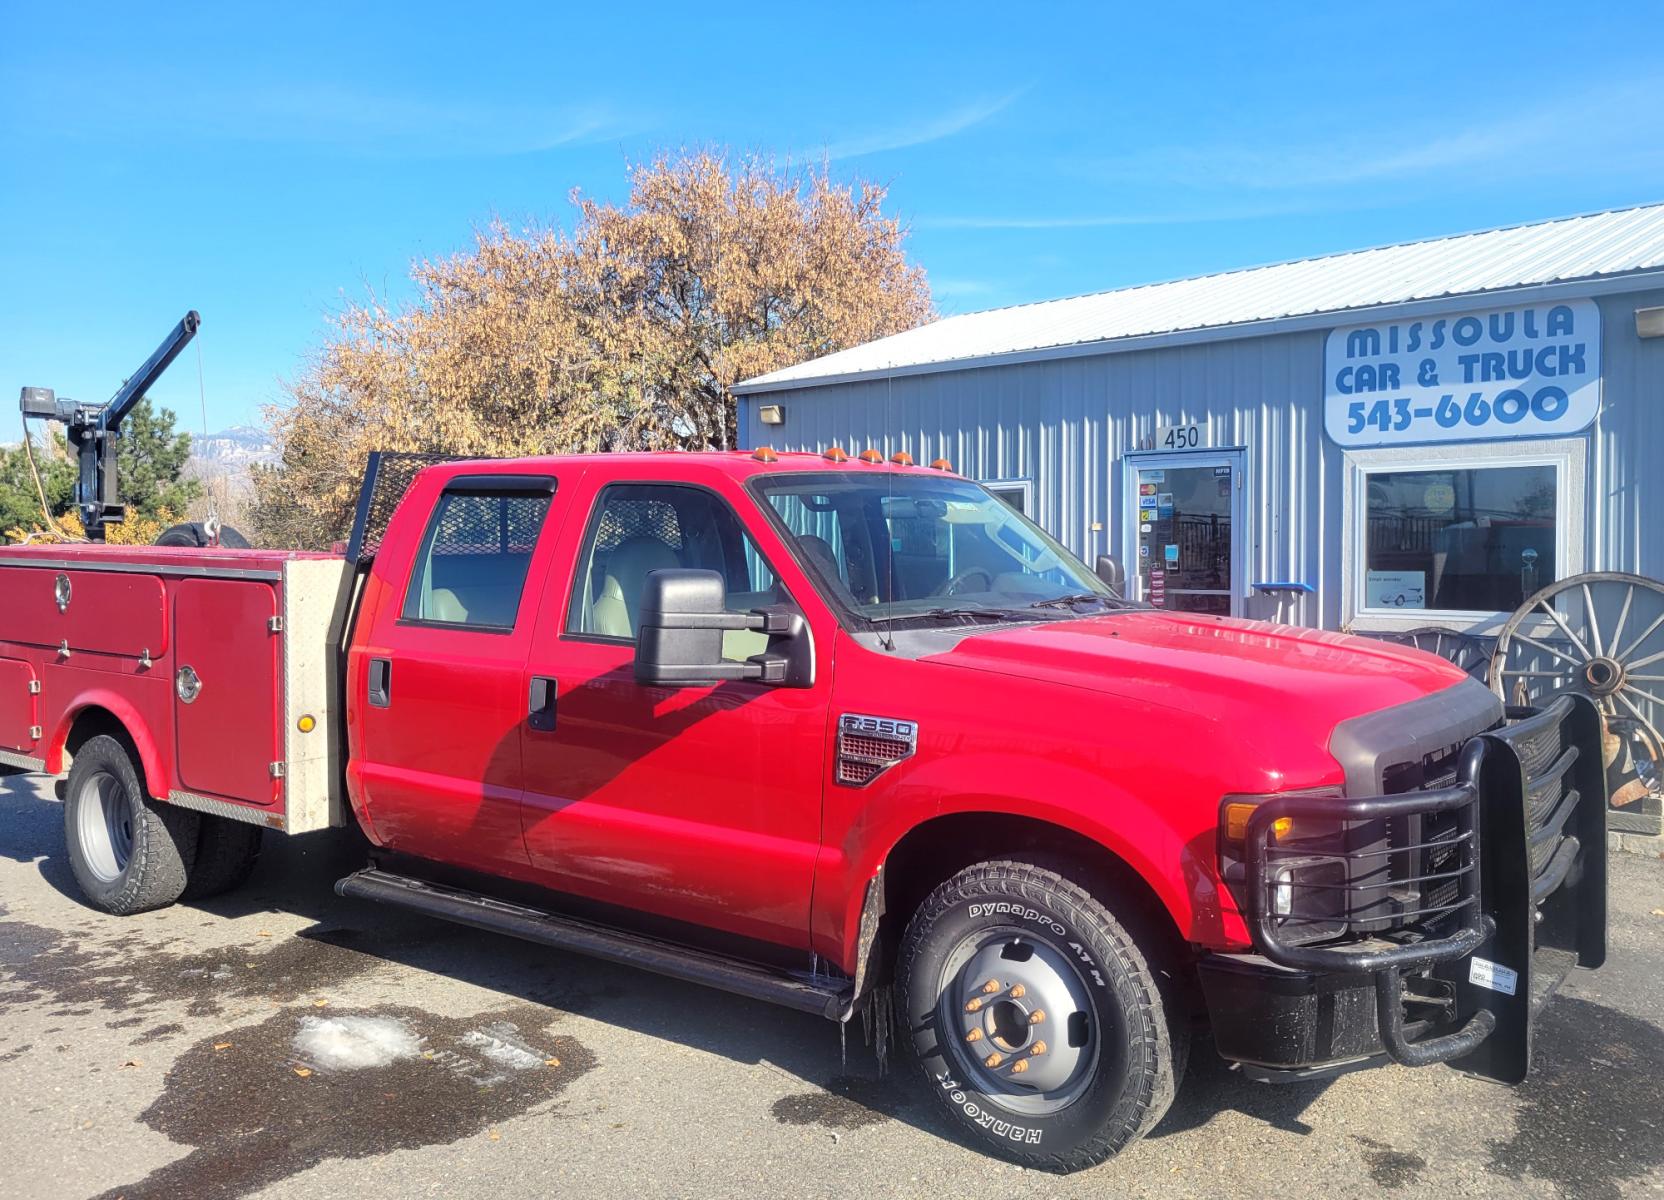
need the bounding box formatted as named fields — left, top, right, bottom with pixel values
left=823, top=749, right=1223, bottom=973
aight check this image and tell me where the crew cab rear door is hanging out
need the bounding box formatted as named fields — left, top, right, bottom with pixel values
left=519, top=472, right=833, bottom=948
left=351, top=471, right=572, bottom=874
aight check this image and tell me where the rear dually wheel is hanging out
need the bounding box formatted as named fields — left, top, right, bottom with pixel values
left=63, top=735, right=199, bottom=915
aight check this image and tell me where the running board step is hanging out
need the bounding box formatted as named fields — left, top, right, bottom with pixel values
left=335, top=868, right=851, bottom=1020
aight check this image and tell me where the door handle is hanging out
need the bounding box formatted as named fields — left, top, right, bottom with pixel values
left=528, top=675, right=558, bottom=732
left=368, top=658, right=392, bottom=708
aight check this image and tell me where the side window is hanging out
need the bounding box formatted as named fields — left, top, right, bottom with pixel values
left=568, top=484, right=781, bottom=660
left=403, top=487, right=553, bottom=630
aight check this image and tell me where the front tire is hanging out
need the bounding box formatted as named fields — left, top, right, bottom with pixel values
left=63, top=735, right=200, bottom=915
left=897, top=859, right=1186, bottom=1171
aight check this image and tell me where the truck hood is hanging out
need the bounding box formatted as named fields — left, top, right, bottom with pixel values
left=920, top=611, right=1471, bottom=776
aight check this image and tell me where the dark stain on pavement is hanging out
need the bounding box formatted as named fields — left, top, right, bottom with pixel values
left=1486, top=994, right=1664, bottom=1200
left=1352, top=1135, right=1426, bottom=1188
left=773, top=1075, right=906, bottom=1130
left=92, top=1003, right=596, bottom=1200
left=132, top=1022, right=186, bottom=1045
left=0, top=919, right=439, bottom=1023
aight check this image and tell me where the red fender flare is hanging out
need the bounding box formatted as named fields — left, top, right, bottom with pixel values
left=46, top=690, right=172, bottom=802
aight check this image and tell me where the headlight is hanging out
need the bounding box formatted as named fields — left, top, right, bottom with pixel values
left=1218, top=790, right=1353, bottom=946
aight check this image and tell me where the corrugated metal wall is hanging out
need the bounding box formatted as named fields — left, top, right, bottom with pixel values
left=740, top=288, right=1664, bottom=632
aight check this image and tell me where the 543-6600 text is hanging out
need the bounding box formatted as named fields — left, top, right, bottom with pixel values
left=1346, top=384, right=1570, bottom=435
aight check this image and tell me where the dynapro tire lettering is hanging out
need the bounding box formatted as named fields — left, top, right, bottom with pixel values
left=967, top=902, right=1066, bottom=938
left=937, top=1073, right=1043, bottom=1144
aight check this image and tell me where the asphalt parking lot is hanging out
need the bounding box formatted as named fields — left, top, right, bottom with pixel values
left=2, top=771, right=1662, bottom=1200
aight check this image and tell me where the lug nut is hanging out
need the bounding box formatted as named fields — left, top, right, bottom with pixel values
left=1010, top=1059, right=1029, bottom=1074
left=1028, top=1009, right=1046, bottom=1025
left=984, top=1052, right=1004, bottom=1068
left=965, top=1028, right=983, bottom=1043
left=981, top=979, right=1002, bottom=994
left=1009, top=984, right=1026, bottom=999
left=1030, top=1041, right=1047, bottom=1056
left=965, top=998, right=984, bottom=1013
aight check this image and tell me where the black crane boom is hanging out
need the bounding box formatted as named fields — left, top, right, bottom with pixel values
left=17, top=310, right=201, bottom=541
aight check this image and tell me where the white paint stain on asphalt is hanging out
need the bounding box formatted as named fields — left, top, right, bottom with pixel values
left=292, top=1014, right=424, bottom=1071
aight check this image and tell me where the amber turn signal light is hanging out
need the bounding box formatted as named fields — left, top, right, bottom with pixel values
left=1223, top=802, right=1293, bottom=842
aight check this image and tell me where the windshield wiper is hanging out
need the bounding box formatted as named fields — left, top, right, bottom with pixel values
left=869, top=606, right=1035, bottom=625
left=1028, top=592, right=1116, bottom=610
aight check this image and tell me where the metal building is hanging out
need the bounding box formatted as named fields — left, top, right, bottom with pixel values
left=733, top=202, right=1664, bottom=840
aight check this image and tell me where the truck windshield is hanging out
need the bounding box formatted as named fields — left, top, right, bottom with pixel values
left=751, top=472, right=1114, bottom=625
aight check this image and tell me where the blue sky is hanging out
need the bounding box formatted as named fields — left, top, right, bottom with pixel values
left=3, top=2, right=1663, bottom=432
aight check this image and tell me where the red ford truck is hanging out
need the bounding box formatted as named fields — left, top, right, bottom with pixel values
left=0, top=449, right=1609, bottom=1170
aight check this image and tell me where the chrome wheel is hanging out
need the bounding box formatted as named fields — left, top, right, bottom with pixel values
left=76, top=769, right=133, bottom=883
left=939, top=928, right=1099, bottom=1116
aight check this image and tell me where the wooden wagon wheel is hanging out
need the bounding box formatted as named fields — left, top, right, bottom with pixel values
left=1379, top=626, right=1495, bottom=681
left=1488, top=571, right=1664, bottom=801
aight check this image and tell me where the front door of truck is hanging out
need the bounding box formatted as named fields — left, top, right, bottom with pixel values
left=519, top=475, right=830, bottom=948
left=1126, top=449, right=1245, bottom=616
left=352, top=472, right=572, bottom=874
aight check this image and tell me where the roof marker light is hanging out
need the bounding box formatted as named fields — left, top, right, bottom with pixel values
left=858, top=448, right=883, bottom=464
left=823, top=445, right=850, bottom=462
left=890, top=451, right=914, bottom=466
left=752, top=446, right=778, bottom=463
left=930, top=457, right=954, bottom=471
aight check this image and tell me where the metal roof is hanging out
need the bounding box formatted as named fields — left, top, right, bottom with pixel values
left=735, top=202, right=1664, bottom=394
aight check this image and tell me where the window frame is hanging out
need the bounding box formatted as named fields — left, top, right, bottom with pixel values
left=397, top=475, right=558, bottom=635
left=1341, top=437, right=1587, bottom=633
left=980, top=477, right=1035, bottom=516
left=561, top=479, right=794, bottom=649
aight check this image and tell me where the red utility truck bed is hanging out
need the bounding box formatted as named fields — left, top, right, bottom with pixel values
left=0, top=544, right=352, bottom=832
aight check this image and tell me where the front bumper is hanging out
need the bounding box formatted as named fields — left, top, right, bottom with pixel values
left=1205, top=692, right=1608, bottom=1083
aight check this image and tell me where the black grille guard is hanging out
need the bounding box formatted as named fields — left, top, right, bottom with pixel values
left=1244, top=692, right=1608, bottom=1080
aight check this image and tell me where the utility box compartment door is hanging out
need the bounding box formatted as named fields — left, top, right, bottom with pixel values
left=0, top=659, right=40, bottom=753
left=173, top=579, right=281, bottom=806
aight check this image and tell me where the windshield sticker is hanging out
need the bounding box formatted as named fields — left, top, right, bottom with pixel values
left=1144, top=470, right=1165, bottom=482
left=1139, top=495, right=1157, bottom=509
left=1165, top=544, right=1180, bottom=563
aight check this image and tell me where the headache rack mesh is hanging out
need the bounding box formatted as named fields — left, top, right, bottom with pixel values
left=346, top=451, right=472, bottom=563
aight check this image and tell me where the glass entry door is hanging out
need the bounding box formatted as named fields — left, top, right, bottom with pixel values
left=1128, top=451, right=1244, bottom=616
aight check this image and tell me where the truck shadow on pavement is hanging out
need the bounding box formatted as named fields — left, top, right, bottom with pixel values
left=5, top=772, right=1662, bottom=1198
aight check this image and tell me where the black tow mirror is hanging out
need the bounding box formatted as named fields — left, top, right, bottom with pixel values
left=1094, top=555, right=1126, bottom=597
left=633, top=569, right=813, bottom=688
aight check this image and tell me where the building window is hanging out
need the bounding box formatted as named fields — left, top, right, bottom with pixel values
left=981, top=478, right=1033, bottom=515
left=1364, top=466, right=1556, bottom=612
left=1343, top=439, right=1585, bottom=627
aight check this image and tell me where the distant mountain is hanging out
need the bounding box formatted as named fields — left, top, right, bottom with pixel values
left=190, top=425, right=277, bottom=468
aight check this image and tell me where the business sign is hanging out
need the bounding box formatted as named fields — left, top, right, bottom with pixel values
left=1324, top=299, right=1600, bottom=447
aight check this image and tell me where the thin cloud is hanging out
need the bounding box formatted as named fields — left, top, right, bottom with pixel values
left=917, top=202, right=1315, bottom=230
left=1089, top=79, right=1661, bottom=192
left=806, top=91, right=1024, bottom=161
left=5, top=74, right=638, bottom=158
